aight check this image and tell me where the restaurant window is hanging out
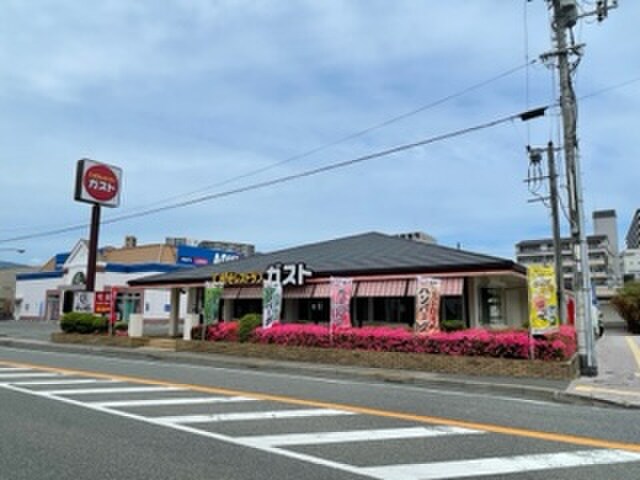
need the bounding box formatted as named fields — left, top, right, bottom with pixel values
left=480, top=288, right=504, bottom=326
left=441, top=296, right=464, bottom=325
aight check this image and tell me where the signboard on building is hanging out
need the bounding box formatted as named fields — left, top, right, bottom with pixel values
left=264, top=263, right=313, bottom=286
left=213, top=271, right=263, bottom=285
left=414, top=277, right=441, bottom=335
left=74, top=159, right=123, bottom=208
left=177, top=245, right=240, bottom=266
left=94, top=290, right=112, bottom=314
left=73, top=291, right=94, bottom=313
left=527, top=264, right=559, bottom=334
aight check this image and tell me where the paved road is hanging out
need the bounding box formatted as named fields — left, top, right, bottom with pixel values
left=1, top=346, right=639, bottom=479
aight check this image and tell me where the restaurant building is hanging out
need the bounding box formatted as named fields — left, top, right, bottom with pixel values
left=130, top=232, right=529, bottom=335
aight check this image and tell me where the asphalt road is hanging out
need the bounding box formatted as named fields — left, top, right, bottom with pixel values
left=1, top=345, right=639, bottom=480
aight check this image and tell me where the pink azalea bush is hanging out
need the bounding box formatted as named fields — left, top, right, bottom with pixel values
left=249, top=324, right=576, bottom=361
left=191, top=322, right=239, bottom=342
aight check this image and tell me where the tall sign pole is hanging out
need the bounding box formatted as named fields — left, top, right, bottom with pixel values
left=544, top=0, right=616, bottom=376
left=74, top=159, right=123, bottom=294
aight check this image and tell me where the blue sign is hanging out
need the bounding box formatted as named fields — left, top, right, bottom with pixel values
left=176, top=245, right=240, bottom=267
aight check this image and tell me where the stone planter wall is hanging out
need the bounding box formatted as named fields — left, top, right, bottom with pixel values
left=50, top=333, right=578, bottom=380
left=175, top=340, right=579, bottom=380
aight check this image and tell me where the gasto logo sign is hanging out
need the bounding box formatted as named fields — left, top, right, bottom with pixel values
left=75, top=158, right=123, bottom=208
left=84, top=164, right=118, bottom=202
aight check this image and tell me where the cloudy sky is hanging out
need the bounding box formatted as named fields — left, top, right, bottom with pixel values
left=1, top=1, right=638, bottom=266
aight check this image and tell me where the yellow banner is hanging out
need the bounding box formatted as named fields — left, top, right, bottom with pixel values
left=527, top=264, right=559, bottom=333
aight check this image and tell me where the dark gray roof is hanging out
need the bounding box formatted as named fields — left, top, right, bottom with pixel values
left=130, top=232, right=523, bottom=286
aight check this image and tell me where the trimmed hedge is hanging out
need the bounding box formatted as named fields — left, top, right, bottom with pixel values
left=247, top=324, right=576, bottom=361
left=60, top=312, right=108, bottom=334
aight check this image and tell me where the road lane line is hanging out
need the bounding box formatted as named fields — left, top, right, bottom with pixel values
left=0, top=372, right=60, bottom=379
left=360, top=450, right=640, bottom=480
left=626, top=337, right=640, bottom=372
left=9, top=379, right=119, bottom=386
left=40, top=386, right=182, bottom=395
left=89, top=396, right=258, bottom=408
left=2, top=359, right=640, bottom=454
left=237, top=426, right=484, bottom=448
left=0, top=367, right=33, bottom=371
left=574, top=384, right=640, bottom=398
left=154, top=409, right=356, bottom=425
left=0, top=383, right=369, bottom=479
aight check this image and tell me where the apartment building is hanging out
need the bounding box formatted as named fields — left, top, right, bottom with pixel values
left=515, top=210, right=620, bottom=298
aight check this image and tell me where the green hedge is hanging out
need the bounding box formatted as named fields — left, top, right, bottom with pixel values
left=60, top=312, right=108, bottom=334
left=238, top=313, right=262, bottom=342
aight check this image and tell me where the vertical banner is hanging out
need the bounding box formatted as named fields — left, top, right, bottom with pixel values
left=203, top=282, right=224, bottom=326
left=262, top=281, right=282, bottom=329
left=414, top=277, right=442, bottom=335
left=330, top=277, right=353, bottom=331
left=527, top=265, right=559, bottom=334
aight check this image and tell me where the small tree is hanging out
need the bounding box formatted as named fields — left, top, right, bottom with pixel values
left=611, top=281, right=640, bottom=334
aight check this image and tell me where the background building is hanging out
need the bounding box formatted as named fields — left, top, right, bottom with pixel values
left=15, top=236, right=253, bottom=323
left=625, top=209, right=640, bottom=249
left=515, top=209, right=623, bottom=326
left=0, top=262, right=36, bottom=320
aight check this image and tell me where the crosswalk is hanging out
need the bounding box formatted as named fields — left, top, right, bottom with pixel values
left=1, top=364, right=639, bottom=479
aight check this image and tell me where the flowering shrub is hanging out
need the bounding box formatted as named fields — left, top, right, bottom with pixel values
left=192, top=322, right=239, bottom=342
left=248, top=324, right=577, bottom=361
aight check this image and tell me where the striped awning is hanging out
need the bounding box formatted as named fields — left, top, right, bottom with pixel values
left=236, top=286, right=263, bottom=299
left=406, top=277, right=464, bottom=296
left=356, top=280, right=407, bottom=297
left=284, top=284, right=315, bottom=299
left=311, top=283, right=330, bottom=298
left=220, top=287, right=241, bottom=300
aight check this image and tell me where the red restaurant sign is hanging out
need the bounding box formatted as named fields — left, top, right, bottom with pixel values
left=94, top=290, right=112, bottom=314
left=75, top=159, right=123, bottom=208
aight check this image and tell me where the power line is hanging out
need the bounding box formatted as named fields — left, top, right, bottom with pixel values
left=0, top=105, right=549, bottom=244
left=81, top=62, right=541, bottom=215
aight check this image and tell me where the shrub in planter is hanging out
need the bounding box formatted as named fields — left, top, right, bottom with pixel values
left=191, top=322, right=239, bottom=342
left=60, top=312, right=106, bottom=334
left=238, top=313, right=262, bottom=342
left=440, top=319, right=466, bottom=332
left=114, top=321, right=128, bottom=332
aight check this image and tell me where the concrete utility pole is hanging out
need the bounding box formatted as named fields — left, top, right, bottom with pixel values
left=544, top=0, right=617, bottom=376
left=547, top=142, right=565, bottom=326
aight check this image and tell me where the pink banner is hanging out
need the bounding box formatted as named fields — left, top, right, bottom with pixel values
left=330, top=277, right=353, bottom=330
left=414, top=277, right=441, bottom=335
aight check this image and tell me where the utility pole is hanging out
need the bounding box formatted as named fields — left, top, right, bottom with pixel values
left=544, top=0, right=617, bottom=376
left=547, top=141, right=565, bottom=325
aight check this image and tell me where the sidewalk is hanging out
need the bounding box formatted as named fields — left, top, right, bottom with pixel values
left=566, top=326, right=640, bottom=408
left=1, top=320, right=639, bottom=408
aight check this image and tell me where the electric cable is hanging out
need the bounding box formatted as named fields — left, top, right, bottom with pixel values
left=0, top=105, right=550, bottom=244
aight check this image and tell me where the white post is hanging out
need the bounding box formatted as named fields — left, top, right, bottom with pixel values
left=169, top=288, right=180, bottom=337
left=128, top=313, right=144, bottom=338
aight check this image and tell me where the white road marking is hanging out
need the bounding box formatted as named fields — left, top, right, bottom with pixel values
left=360, top=450, right=640, bottom=480
left=89, top=396, right=258, bottom=408
left=154, top=409, right=356, bottom=425
left=40, top=386, right=182, bottom=395
left=0, top=372, right=60, bottom=379
left=0, top=367, right=33, bottom=371
left=1, top=381, right=639, bottom=480
left=237, top=426, right=484, bottom=448
left=9, top=379, right=119, bottom=386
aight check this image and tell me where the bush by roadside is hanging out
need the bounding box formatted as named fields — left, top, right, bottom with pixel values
left=611, top=281, right=640, bottom=334
left=197, top=322, right=576, bottom=362
left=60, top=312, right=108, bottom=334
